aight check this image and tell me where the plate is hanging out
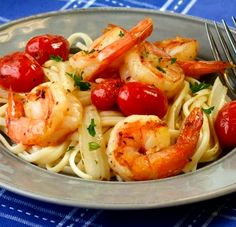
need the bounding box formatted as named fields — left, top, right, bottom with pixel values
left=0, top=8, right=236, bottom=210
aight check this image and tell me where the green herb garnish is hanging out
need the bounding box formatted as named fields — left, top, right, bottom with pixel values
left=67, top=146, right=74, bottom=152
left=156, top=66, right=166, bottom=73
left=83, top=49, right=95, bottom=55
left=202, top=106, right=215, bottom=114
left=190, top=82, right=211, bottom=94
left=171, top=57, right=177, bottom=64
left=87, top=119, right=96, bottom=137
left=50, top=55, right=63, bottom=62
left=89, top=142, right=100, bottom=151
left=66, top=72, right=91, bottom=91
left=118, top=30, right=125, bottom=37
left=142, top=50, right=149, bottom=58
left=158, top=57, right=163, bottom=63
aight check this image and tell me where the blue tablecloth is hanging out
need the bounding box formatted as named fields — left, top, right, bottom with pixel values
left=0, top=0, right=236, bottom=226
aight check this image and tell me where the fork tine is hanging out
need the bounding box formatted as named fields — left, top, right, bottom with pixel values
left=205, top=23, right=221, bottom=60
left=205, top=21, right=236, bottom=98
left=214, top=21, right=235, bottom=63
left=222, top=19, right=236, bottom=58
left=233, top=16, right=236, bottom=26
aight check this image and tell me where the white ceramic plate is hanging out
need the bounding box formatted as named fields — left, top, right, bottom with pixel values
left=0, top=8, right=235, bottom=209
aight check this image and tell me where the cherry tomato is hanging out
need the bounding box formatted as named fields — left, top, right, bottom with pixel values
left=117, top=82, right=168, bottom=118
left=0, top=51, right=44, bottom=92
left=91, top=79, right=123, bottom=110
left=215, top=100, right=236, bottom=147
left=25, top=34, right=69, bottom=65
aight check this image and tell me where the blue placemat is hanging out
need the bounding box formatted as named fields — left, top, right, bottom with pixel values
left=0, top=0, right=236, bottom=226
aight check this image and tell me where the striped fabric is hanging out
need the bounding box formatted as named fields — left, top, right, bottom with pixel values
left=0, top=0, right=235, bottom=26
left=0, top=0, right=236, bottom=226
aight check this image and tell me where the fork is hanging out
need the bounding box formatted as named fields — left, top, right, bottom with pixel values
left=205, top=17, right=236, bottom=98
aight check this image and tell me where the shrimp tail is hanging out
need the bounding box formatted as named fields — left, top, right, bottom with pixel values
left=6, top=90, right=26, bottom=144
left=176, top=107, right=203, bottom=152
left=98, top=18, right=153, bottom=63
left=151, top=107, right=203, bottom=179
left=177, top=60, right=231, bottom=78
left=6, top=89, right=24, bottom=120
left=128, top=18, right=153, bottom=44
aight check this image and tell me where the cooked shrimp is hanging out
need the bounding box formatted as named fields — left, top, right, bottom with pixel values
left=69, top=18, right=153, bottom=81
left=6, top=82, right=83, bottom=147
left=89, top=24, right=127, bottom=51
left=177, top=60, right=231, bottom=79
left=120, top=41, right=185, bottom=98
left=154, top=36, right=199, bottom=61
left=107, top=107, right=203, bottom=181
left=153, top=36, right=231, bottom=78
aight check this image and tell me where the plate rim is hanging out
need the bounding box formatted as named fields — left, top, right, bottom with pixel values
left=0, top=7, right=230, bottom=31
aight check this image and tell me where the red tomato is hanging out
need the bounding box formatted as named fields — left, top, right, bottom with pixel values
left=91, top=79, right=123, bottom=110
left=25, top=34, right=69, bottom=65
left=215, top=100, right=236, bottom=147
left=0, top=52, right=44, bottom=92
left=117, top=82, right=168, bottom=118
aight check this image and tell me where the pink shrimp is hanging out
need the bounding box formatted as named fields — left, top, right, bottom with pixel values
left=6, top=82, right=83, bottom=147
left=154, top=36, right=199, bottom=60
left=177, top=60, right=231, bottom=79
left=153, top=36, right=231, bottom=78
left=119, top=41, right=185, bottom=98
left=106, top=107, right=203, bottom=181
left=69, top=18, right=153, bottom=81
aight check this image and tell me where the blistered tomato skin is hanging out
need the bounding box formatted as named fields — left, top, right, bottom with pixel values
left=25, top=34, right=69, bottom=65
left=117, top=82, right=168, bottom=118
left=0, top=52, right=44, bottom=92
left=215, top=101, right=236, bottom=147
left=91, top=79, right=123, bottom=110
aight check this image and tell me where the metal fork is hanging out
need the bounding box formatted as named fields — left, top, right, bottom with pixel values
left=205, top=17, right=236, bottom=98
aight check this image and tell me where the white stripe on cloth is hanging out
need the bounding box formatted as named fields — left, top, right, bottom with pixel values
left=0, top=16, right=10, bottom=23
left=219, top=214, right=236, bottom=221
left=60, top=0, right=77, bottom=10
left=160, top=0, right=175, bottom=11
left=172, top=0, right=184, bottom=12
left=181, top=0, right=197, bottom=14
left=56, top=208, right=78, bottom=227
left=0, top=212, right=42, bottom=227
left=82, top=0, right=96, bottom=8
left=202, top=201, right=229, bottom=227
left=1, top=194, right=69, bottom=219
left=82, top=210, right=103, bottom=227
left=124, top=0, right=159, bottom=8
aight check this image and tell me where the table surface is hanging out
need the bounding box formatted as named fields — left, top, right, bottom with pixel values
left=0, top=0, right=236, bottom=226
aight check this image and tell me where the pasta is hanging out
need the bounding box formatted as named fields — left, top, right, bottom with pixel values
left=0, top=18, right=230, bottom=181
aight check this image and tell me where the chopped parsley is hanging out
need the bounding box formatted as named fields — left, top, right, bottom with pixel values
left=49, top=55, right=63, bottom=62
left=190, top=82, right=211, bottom=94
left=83, top=49, right=95, bottom=55
left=118, top=30, right=125, bottom=37
left=89, top=142, right=100, bottom=151
left=66, top=72, right=91, bottom=91
left=87, top=119, right=96, bottom=137
left=67, top=146, right=74, bottom=152
left=142, top=50, right=149, bottom=58
left=156, top=66, right=166, bottom=73
left=171, top=57, right=177, bottom=64
left=158, top=57, right=163, bottom=63
left=202, top=106, right=215, bottom=114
